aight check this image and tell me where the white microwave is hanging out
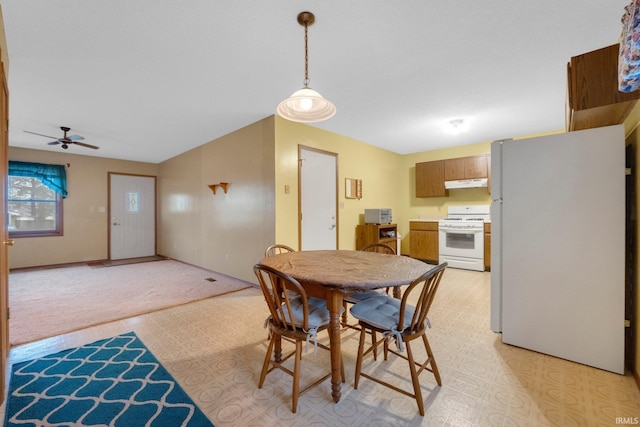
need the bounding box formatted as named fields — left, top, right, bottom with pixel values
left=365, top=209, right=392, bottom=224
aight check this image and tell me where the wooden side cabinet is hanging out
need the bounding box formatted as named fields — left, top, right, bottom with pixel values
left=356, top=223, right=397, bottom=253
left=409, top=221, right=439, bottom=263
left=484, top=222, right=491, bottom=271
left=415, top=160, right=448, bottom=198
left=567, top=43, right=640, bottom=131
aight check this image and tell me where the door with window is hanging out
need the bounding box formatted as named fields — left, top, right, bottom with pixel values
left=299, top=146, right=338, bottom=250
left=109, top=173, right=156, bottom=260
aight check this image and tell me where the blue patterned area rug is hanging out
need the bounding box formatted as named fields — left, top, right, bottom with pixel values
left=5, top=332, right=214, bottom=426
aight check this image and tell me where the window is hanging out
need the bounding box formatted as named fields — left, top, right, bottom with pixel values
left=8, top=161, right=66, bottom=238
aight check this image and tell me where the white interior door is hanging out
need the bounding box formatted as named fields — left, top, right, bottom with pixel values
left=299, top=146, right=338, bottom=250
left=109, top=173, right=156, bottom=260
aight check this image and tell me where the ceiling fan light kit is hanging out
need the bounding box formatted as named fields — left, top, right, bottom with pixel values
left=24, top=126, right=99, bottom=150
left=277, top=11, right=336, bottom=123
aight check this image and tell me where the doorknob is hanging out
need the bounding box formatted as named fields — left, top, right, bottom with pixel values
left=3, top=239, right=14, bottom=246
left=329, top=224, right=336, bottom=230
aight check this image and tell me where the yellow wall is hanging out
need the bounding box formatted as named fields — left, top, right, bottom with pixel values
left=274, top=116, right=404, bottom=251
left=8, top=147, right=158, bottom=268
left=398, top=141, right=492, bottom=254
left=157, top=116, right=275, bottom=283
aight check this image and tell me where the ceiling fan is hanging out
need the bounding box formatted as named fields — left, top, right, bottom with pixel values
left=24, top=126, right=99, bottom=150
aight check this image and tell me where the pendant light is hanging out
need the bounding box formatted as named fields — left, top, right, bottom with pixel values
left=277, top=11, right=336, bottom=123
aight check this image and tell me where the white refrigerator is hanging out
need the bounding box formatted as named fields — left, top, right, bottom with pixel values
left=490, top=125, right=625, bottom=374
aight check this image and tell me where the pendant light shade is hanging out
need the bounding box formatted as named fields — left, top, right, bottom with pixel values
left=277, top=12, right=336, bottom=123
left=277, top=87, right=336, bottom=123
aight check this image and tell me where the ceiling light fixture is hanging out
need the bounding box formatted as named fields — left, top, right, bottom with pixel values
left=277, top=11, right=336, bottom=123
left=447, top=119, right=469, bottom=135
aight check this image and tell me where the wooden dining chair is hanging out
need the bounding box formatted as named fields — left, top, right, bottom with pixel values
left=342, top=243, right=396, bottom=328
left=264, top=243, right=296, bottom=257
left=253, top=263, right=345, bottom=413
left=350, top=262, right=447, bottom=416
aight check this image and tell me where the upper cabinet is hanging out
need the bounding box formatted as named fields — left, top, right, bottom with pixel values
left=566, top=43, right=640, bottom=131
left=416, top=160, right=448, bottom=198
left=444, top=155, right=488, bottom=181
left=416, top=154, right=490, bottom=198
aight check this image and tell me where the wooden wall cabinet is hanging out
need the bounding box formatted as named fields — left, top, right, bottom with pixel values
left=484, top=222, right=491, bottom=271
left=415, top=160, right=448, bottom=198
left=356, top=223, right=397, bottom=253
left=444, top=155, right=488, bottom=181
left=409, top=221, right=439, bottom=263
left=566, top=43, right=640, bottom=131
left=416, top=155, right=490, bottom=198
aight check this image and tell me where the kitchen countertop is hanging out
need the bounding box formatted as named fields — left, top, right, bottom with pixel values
left=409, top=217, right=491, bottom=223
left=410, top=216, right=445, bottom=222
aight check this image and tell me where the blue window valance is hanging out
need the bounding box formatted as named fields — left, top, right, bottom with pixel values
left=8, top=161, right=68, bottom=198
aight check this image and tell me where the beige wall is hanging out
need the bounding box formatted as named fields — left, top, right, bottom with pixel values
left=157, top=117, right=276, bottom=283
left=273, top=116, right=404, bottom=251
left=8, top=147, right=158, bottom=268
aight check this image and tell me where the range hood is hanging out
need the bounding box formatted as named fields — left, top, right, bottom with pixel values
left=444, top=178, right=488, bottom=189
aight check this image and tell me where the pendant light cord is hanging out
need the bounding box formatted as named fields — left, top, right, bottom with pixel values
left=303, top=21, right=310, bottom=87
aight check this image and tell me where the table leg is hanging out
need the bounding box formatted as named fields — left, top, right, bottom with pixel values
left=326, top=290, right=343, bottom=403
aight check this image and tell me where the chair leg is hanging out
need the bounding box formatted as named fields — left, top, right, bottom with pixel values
left=274, top=333, right=282, bottom=363
left=383, top=336, right=389, bottom=361
left=405, top=341, right=425, bottom=416
left=259, top=332, right=276, bottom=388
left=422, top=333, right=442, bottom=386
left=292, top=340, right=302, bottom=413
left=371, top=330, right=378, bottom=361
left=354, top=326, right=367, bottom=389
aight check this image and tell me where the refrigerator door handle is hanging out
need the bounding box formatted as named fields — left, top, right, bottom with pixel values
left=492, top=198, right=503, bottom=203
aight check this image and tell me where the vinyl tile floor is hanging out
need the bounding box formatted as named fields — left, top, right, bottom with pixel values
left=1, top=268, right=639, bottom=426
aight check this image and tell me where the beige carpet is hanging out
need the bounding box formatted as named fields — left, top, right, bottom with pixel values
left=9, top=259, right=252, bottom=345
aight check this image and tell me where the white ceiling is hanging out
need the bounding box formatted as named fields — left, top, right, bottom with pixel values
left=0, top=1, right=630, bottom=164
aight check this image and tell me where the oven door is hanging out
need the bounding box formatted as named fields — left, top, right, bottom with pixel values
left=438, top=224, right=484, bottom=271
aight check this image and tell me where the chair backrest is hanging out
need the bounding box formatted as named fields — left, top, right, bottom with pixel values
left=397, top=263, right=447, bottom=335
left=253, top=263, right=309, bottom=332
left=360, top=243, right=396, bottom=255
left=264, top=244, right=296, bottom=257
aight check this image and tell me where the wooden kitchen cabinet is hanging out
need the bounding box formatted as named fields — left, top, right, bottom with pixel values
left=356, top=223, right=397, bottom=253
left=484, top=222, right=491, bottom=271
left=566, top=43, right=640, bottom=131
left=444, top=155, right=488, bottom=181
left=409, top=221, right=439, bottom=263
left=415, top=160, right=448, bottom=198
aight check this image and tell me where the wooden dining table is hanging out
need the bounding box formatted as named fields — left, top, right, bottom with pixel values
left=258, top=249, right=432, bottom=403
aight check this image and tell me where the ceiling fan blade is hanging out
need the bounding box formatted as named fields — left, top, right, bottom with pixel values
left=24, top=130, right=58, bottom=140
left=72, top=141, right=99, bottom=150
left=47, top=140, right=61, bottom=145
left=68, top=134, right=85, bottom=141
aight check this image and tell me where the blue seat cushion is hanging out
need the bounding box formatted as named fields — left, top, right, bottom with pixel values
left=343, top=289, right=386, bottom=304
left=350, top=295, right=415, bottom=331
left=284, top=296, right=342, bottom=330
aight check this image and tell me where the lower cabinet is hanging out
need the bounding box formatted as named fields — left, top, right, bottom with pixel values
left=409, top=221, right=439, bottom=263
